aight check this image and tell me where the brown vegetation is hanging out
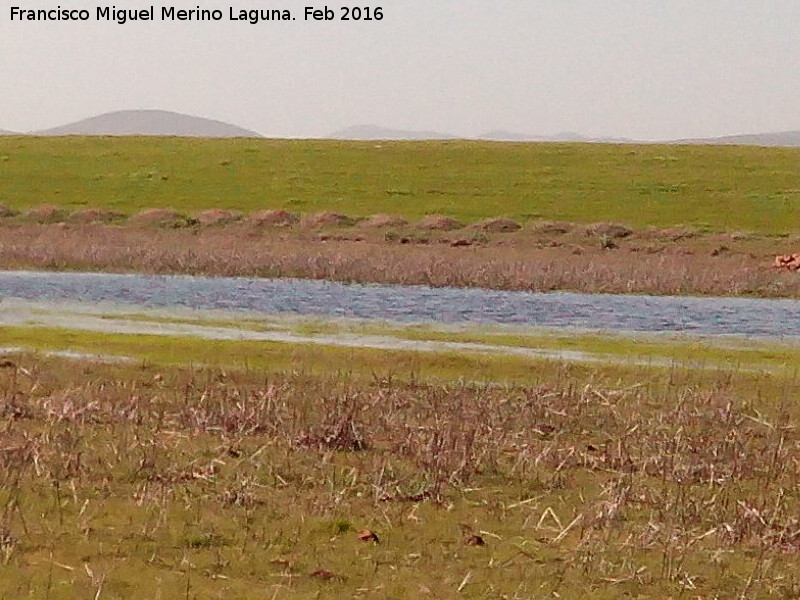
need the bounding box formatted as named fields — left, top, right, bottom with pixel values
left=0, top=203, right=18, bottom=218
left=195, top=209, right=242, bottom=226
left=470, top=217, right=521, bottom=232
left=585, top=222, right=633, bottom=239
left=248, top=209, right=299, bottom=227
left=0, top=356, right=798, bottom=597
left=68, top=208, right=126, bottom=224
left=24, top=204, right=69, bottom=223
left=416, top=215, right=463, bottom=230
left=301, top=211, right=355, bottom=228
left=130, top=208, right=186, bottom=226
left=359, top=214, right=409, bottom=228
left=0, top=222, right=797, bottom=297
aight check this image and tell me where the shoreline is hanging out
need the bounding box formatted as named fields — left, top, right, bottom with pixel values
left=0, top=221, right=797, bottom=298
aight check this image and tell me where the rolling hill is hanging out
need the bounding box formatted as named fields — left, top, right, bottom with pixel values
left=675, top=130, right=800, bottom=147
left=32, top=109, right=262, bottom=138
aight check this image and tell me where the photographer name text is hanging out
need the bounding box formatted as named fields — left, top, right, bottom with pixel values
left=9, top=5, right=384, bottom=24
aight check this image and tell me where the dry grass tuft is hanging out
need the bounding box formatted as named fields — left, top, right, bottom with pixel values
left=249, top=209, right=299, bottom=227
left=0, top=203, right=19, bottom=218
left=585, top=222, right=633, bottom=239
left=416, top=215, right=463, bottom=231
left=359, top=214, right=409, bottom=228
left=130, top=207, right=189, bottom=227
left=527, top=220, right=575, bottom=235
left=68, top=208, right=126, bottom=224
left=24, top=204, right=69, bottom=224
left=469, top=217, right=521, bottom=232
left=195, top=209, right=242, bottom=226
left=301, top=211, right=356, bottom=228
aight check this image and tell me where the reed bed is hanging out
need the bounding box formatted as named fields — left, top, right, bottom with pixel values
left=0, top=223, right=797, bottom=297
left=0, top=356, right=797, bottom=598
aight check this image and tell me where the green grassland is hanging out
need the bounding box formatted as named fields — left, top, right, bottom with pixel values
left=1, top=136, right=799, bottom=233
left=0, top=347, right=799, bottom=599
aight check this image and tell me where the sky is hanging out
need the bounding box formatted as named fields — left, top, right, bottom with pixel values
left=2, top=1, right=800, bottom=139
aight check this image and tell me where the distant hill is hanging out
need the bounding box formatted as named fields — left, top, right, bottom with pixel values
left=0, top=129, right=17, bottom=135
left=478, top=130, right=590, bottom=142
left=329, top=124, right=457, bottom=140
left=33, top=110, right=262, bottom=138
left=674, top=130, right=800, bottom=147
left=477, top=130, right=635, bottom=143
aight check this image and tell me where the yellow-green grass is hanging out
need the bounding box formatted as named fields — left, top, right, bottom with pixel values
left=1, top=136, right=799, bottom=233
left=3, top=321, right=800, bottom=394
left=0, top=324, right=648, bottom=386
left=79, top=309, right=800, bottom=376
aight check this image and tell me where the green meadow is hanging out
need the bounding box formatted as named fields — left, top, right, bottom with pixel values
left=1, top=336, right=799, bottom=599
left=1, top=136, right=799, bottom=233
left=2, top=134, right=800, bottom=598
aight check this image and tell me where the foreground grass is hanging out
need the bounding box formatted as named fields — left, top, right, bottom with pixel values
left=1, top=136, right=800, bottom=233
left=0, top=354, right=798, bottom=598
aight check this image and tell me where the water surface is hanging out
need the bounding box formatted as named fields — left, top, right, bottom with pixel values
left=1, top=270, right=798, bottom=338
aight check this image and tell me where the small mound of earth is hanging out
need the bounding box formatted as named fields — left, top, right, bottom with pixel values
left=470, top=217, right=521, bottom=233
left=131, top=208, right=188, bottom=226
left=359, top=214, right=409, bottom=228
left=416, top=215, right=463, bottom=231
left=25, top=204, right=69, bottom=223
left=301, top=211, right=355, bottom=228
left=249, top=209, right=299, bottom=227
left=0, top=203, right=18, bottom=218
left=527, top=220, right=574, bottom=235
left=642, top=226, right=697, bottom=242
left=586, top=222, right=633, bottom=239
left=196, top=209, right=242, bottom=226
left=68, top=208, right=126, bottom=224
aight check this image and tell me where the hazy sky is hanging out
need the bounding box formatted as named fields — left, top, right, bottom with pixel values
left=3, top=1, right=799, bottom=139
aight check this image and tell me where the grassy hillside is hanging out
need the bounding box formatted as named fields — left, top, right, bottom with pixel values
left=0, top=136, right=798, bottom=233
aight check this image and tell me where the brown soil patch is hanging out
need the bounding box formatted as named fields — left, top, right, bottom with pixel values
left=196, top=209, right=242, bottom=226
left=470, top=217, right=521, bottom=233
left=68, top=208, right=126, bottom=224
left=301, top=211, right=355, bottom=228
left=359, top=214, right=409, bottom=228
left=249, top=209, right=299, bottom=227
left=586, top=222, right=633, bottom=239
left=24, top=204, right=69, bottom=223
left=416, top=215, right=463, bottom=231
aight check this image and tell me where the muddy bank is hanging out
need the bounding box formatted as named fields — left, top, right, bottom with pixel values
left=0, top=222, right=797, bottom=298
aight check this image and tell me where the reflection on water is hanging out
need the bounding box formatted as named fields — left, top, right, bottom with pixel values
left=0, top=270, right=798, bottom=338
